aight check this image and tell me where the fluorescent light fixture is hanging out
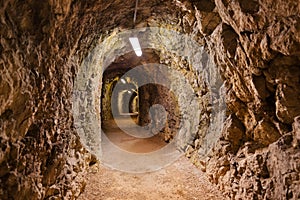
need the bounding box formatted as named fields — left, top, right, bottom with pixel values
left=129, top=37, right=142, bottom=57
left=121, top=78, right=126, bottom=84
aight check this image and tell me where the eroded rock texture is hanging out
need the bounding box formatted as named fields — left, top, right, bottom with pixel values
left=0, top=1, right=97, bottom=199
left=192, top=0, right=300, bottom=199
left=0, top=0, right=300, bottom=199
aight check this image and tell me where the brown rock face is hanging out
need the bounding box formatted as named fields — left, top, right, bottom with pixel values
left=0, top=0, right=300, bottom=199
left=197, top=0, right=300, bottom=199
left=0, top=0, right=96, bottom=199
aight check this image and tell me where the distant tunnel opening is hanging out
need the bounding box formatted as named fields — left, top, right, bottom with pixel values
left=100, top=49, right=181, bottom=153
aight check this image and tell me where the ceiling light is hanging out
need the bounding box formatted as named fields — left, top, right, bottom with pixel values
left=129, top=37, right=142, bottom=57
left=121, top=78, right=126, bottom=84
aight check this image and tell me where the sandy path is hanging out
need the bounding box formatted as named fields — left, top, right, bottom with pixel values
left=78, top=118, right=225, bottom=199
left=78, top=156, right=225, bottom=200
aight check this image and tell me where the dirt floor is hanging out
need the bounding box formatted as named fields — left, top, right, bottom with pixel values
left=78, top=117, right=225, bottom=200
left=78, top=156, right=225, bottom=200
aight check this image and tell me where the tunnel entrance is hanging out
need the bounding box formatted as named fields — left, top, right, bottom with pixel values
left=100, top=49, right=181, bottom=153
left=76, top=33, right=226, bottom=198
left=73, top=27, right=225, bottom=173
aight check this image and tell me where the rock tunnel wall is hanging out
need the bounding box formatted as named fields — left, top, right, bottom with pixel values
left=188, top=0, right=300, bottom=199
left=0, top=0, right=300, bottom=199
left=0, top=0, right=99, bottom=199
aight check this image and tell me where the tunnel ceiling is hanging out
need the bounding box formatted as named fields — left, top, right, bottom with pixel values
left=103, top=49, right=161, bottom=77
left=1, top=0, right=300, bottom=199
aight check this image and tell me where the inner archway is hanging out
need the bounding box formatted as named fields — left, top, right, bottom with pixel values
left=76, top=26, right=226, bottom=199
left=73, top=27, right=225, bottom=173
left=101, top=49, right=174, bottom=154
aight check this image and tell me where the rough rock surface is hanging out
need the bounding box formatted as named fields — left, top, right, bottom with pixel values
left=1, top=0, right=300, bottom=199
left=188, top=0, right=300, bottom=199
left=0, top=0, right=98, bottom=199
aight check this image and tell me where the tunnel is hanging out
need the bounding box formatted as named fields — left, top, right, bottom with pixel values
left=1, top=0, right=300, bottom=199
